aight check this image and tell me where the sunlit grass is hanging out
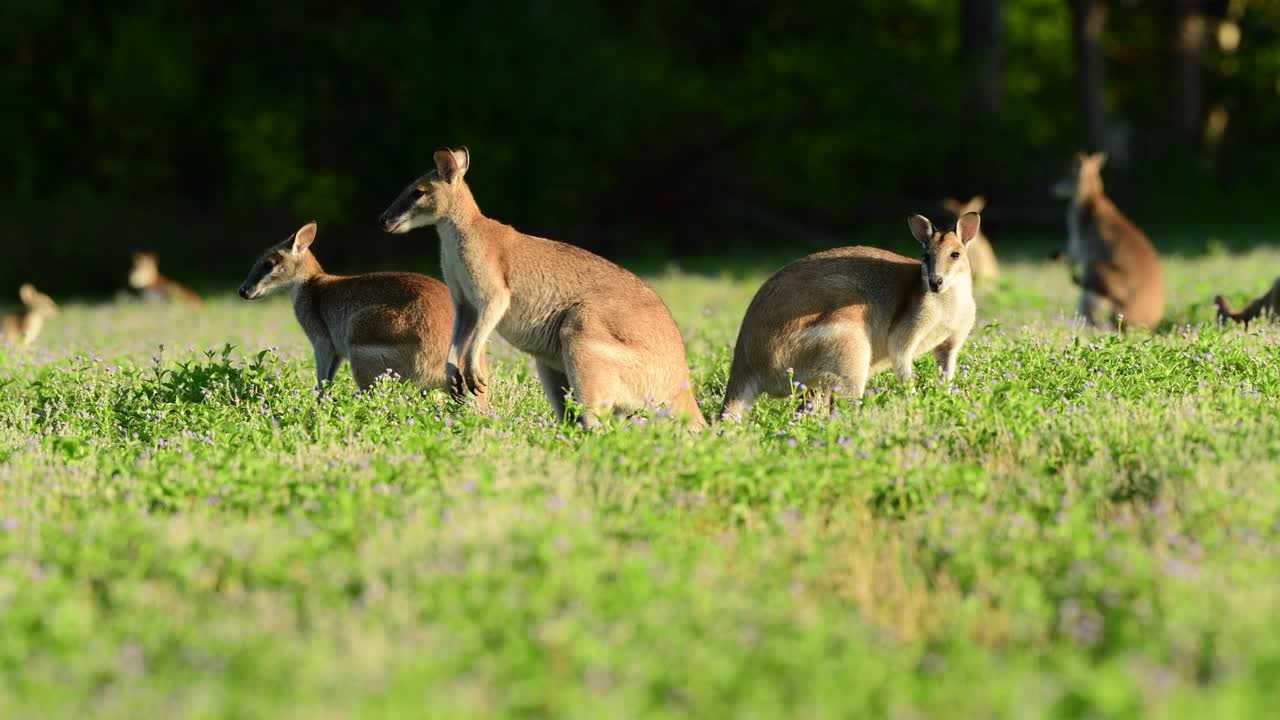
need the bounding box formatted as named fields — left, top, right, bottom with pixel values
left=1, top=247, right=1279, bottom=719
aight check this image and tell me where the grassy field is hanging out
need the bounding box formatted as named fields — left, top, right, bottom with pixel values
left=2, top=237, right=1280, bottom=719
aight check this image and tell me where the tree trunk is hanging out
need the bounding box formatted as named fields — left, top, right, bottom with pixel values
left=962, top=0, right=1005, bottom=117
left=1165, top=0, right=1207, bottom=148
left=1069, top=0, right=1107, bottom=152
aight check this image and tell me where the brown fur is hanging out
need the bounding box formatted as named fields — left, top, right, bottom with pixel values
left=942, top=196, right=999, bottom=282
left=1215, top=278, right=1280, bottom=328
left=0, top=284, right=59, bottom=347
left=1053, top=153, right=1164, bottom=330
left=130, top=252, right=203, bottom=306
left=720, top=213, right=980, bottom=421
left=238, top=222, right=453, bottom=393
left=380, top=147, right=704, bottom=428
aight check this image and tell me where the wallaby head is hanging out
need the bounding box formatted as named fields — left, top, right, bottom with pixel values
left=19, top=284, right=58, bottom=317
left=380, top=147, right=472, bottom=234
left=908, top=212, right=981, bottom=294
left=943, top=195, right=987, bottom=216
left=1053, top=152, right=1107, bottom=203
left=238, top=222, right=320, bottom=300
left=129, top=252, right=160, bottom=289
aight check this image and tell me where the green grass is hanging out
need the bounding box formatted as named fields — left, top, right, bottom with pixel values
left=2, top=244, right=1280, bottom=719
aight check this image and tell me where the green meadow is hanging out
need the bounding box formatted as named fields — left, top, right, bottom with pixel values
left=1, top=238, right=1279, bottom=719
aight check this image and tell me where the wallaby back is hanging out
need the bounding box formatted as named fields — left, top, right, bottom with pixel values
left=379, top=147, right=704, bottom=428
left=1059, top=153, right=1164, bottom=330
left=720, top=213, right=980, bottom=421
left=239, top=223, right=453, bottom=392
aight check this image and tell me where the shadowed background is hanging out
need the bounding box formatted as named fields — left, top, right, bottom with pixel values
left=2, top=0, right=1277, bottom=298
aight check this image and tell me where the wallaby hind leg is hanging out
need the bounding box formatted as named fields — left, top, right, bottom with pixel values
left=535, top=360, right=571, bottom=422
left=562, top=344, right=626, bottom=427
left=719, top=373, right=762, bottom=423
left=351, top=344, right=417, bottom=391
left=1078, top=290, right=1104, bottom=328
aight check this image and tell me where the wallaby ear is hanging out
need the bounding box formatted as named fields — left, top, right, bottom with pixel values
left=908, top=215, right=936, bottom=246
left=956, top=212, right=982, bottom=245
left=942, top=197, right=962, bottom=215
left=291, top=222, right=318, bottom=254
left=1091, top=152, right=1108, bottom=169
left=434, top=147, right=470, bottom=183
left=967, top=195, right=987, bottom=212
left=19, top=284, right=36, bottom=303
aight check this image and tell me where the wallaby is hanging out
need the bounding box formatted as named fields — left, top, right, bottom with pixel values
left=1215, top=278, right=1280, bottom=328
left=720, top=213, right=981, bottom=421
left=129, top=252, right=203, bottom=306
left=0, top=284, right=59, bottom=347
left=378, top=147, right=705, bottom=428
left=238, top=222, right=453, bottom=393
left=1052, top=152, right=1164, bottom=331
left=942, top=196, right=999, bottom=282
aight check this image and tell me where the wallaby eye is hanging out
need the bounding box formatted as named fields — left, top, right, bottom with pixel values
left=950, top=251, right=961, bottom=259
left=414, top=186, right=428, bottom=196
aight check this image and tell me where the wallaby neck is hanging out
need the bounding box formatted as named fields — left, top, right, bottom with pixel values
left=288, top=253, right=330, bottom=306
left=436, top=183, right=484, bottom=241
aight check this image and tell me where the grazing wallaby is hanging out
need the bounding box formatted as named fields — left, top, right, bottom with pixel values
left=378, top=147, right=705, bottom=428
left=719, top=213, right=981, bottom=421
left=238, top=222, right=453, bottom=393
left=129, top=252, right=203, bottom=306
left=1052, top=152, right=1164, bottom=331
left=942, top=196, right=999, bottom=282
left=0, top=284, right=59, bottom=347
left=1215, top=278, right=1280, bottom=328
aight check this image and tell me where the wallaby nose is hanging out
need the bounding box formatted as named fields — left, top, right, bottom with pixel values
left=238, top=286, right=251, bottom=300
left=929, top=277, right=944, bottom=292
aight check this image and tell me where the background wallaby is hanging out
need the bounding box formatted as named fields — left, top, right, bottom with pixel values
left=379, top=147, right=704, bottom=428
left=238, top=222, right=453, bottom=393
left=1215, top=278, right=1280, bottom=327
left=720, top=213, right=980, bottom=421
left=1053, top=152, right=1164, bottom=331
left=130, top=252, right=203, bottom=306
left=942, top=196, right=999, bottom=282
left=1, top=284, right=59, bottom=347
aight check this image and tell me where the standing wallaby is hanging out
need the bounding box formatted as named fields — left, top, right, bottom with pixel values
left=1215, top=278, right=1280, bottom=328
left=238, top=222, right=453, bottom=393
left=720, top=213, right=981, bottom=421
left=1053, top=152, right=1164, bottom=330
left=378, top=147, right=705, bottom=428
left=942, top=196, right=999, bottom=282
left=1, top=284, right=59, bottom=347
left=130, top=252, right=203, bottom=306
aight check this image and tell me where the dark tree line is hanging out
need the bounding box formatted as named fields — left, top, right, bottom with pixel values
left=1, top=1, right=1278, bottom=295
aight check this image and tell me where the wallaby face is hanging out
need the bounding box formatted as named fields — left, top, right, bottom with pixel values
left=129, top=253, right=159, bottom=289
left=910, top=213, right=980, bottom=294
left=239, top=223, right=319, bottom=300
left=379, top=149, right=471, bottom=234
left=1053, top=152, right=1106, bottom=203
left=20, top=284, right=58, bottom=318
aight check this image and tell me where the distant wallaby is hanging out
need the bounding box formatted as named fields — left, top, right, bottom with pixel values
left=942, top=196, right=999, bottom=282
left=1215, top=278, right=1280, bottom=328
left=238, top=222, right=453, bottom=393
left=130, top=252, right=203, bottom=306
left=0, top=284, right=59, bottom=347
left=720, top=213, right=981, bottom=421
left=379, top=147, right=704, bottom=428
left=1053, top=153, right=1164, bottom=330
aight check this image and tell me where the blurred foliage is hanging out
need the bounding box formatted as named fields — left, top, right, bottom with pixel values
left=1, top=1, right=1279, bottom=297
